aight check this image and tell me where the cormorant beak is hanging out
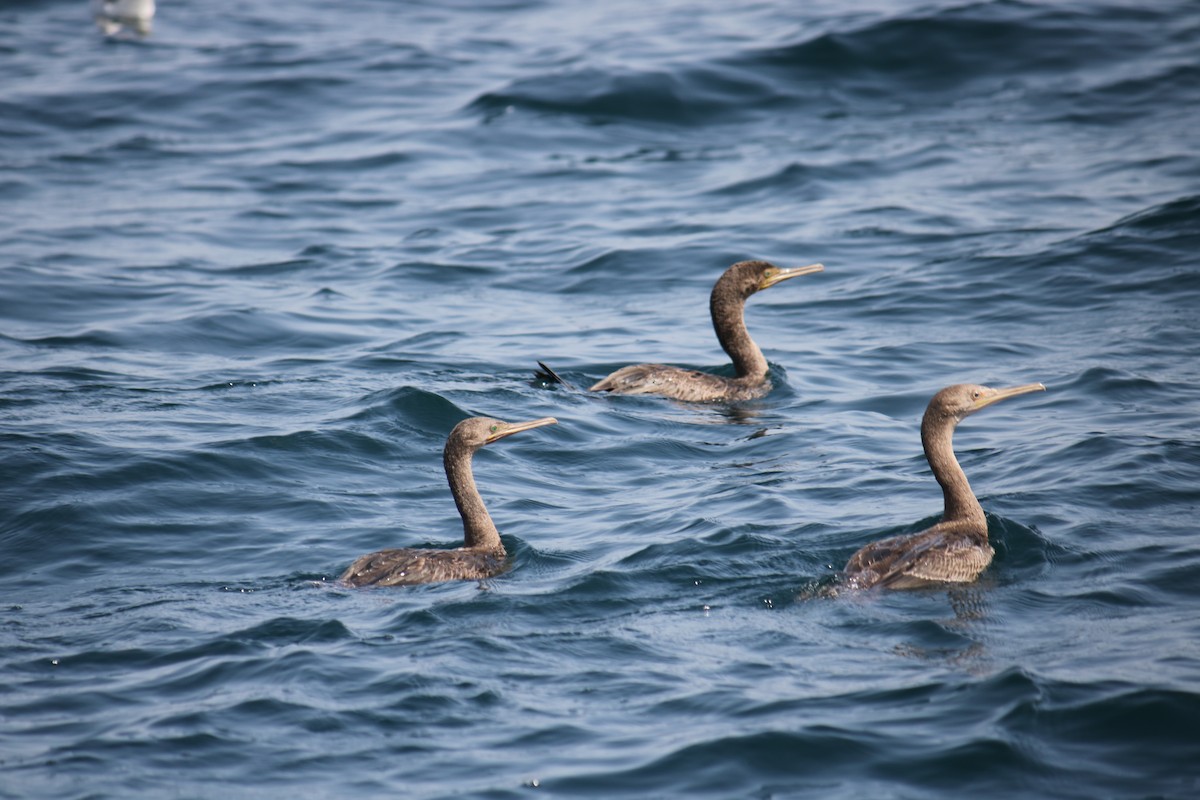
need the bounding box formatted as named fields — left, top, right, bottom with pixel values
left=486, top=417, right=558, bottom=444
left=760, top=263, right=824, bottom=290
left=970, top=383, right=1046, bottom=412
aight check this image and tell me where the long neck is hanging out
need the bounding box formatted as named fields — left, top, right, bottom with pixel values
left=710, top=286, right=767, bottom=380
left=921, top=412, right=985, bottom=527
left=443, top=440, right=501, bottom=551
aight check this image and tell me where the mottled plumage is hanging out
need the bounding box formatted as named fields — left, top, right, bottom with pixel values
left=587, top=260, right=823, bottom=402
left=340, top=546, right=508, bottom=588
left=844, top=520, right=996, bottom=590
left=844, top=382, right=1044, bottom=590
left=588, top=363, right=773, bottom=402
left=340, top=416, right=557, bottom=588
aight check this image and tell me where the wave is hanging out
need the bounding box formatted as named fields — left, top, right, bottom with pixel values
left=469, top=1, right=1187, bottom=127
left=747, top=1, right=1148, bottom=86
left=470, top=64, right=778, bottom=126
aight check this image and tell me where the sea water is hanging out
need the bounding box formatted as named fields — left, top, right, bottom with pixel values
left=2, top=1, right=1199, bottom=797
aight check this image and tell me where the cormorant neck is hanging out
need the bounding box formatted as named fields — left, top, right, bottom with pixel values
left=443, top=440, right=502, bottom=551
left=921, top=411, right=985, bottom=528
left=710, top=285, right=767, bottom=380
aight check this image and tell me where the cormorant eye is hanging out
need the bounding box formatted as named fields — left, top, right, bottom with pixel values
left=490, top=425, right=498, bottom=433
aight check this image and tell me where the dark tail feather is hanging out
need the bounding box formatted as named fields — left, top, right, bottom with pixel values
left=534, top=361, right=575, bottom=390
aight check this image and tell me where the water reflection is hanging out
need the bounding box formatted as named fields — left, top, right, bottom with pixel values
left=893, top=585, right=993, bottom=674
left=799, top=578, right=994, bottom=673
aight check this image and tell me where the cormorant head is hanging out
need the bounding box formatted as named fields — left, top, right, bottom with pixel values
left=718, top=260, right=824, bottom=300
left=927, top=383, right=1045, bottom=424
left=449, top=416, right=559, bottom=451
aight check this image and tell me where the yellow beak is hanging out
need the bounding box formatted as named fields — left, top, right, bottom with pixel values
left=486, top=416, right=558, bottom=444
left=971, top=383, right=1046, bottom=412
left=760, top=263, right=824, bottom=289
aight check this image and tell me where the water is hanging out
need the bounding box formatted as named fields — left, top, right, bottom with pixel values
left=2, top=0, right=1199, bottom=797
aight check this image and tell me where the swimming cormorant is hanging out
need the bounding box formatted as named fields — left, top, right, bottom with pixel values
left=586, top=260, right=824, bottom=402
left=844, top=383, right=1045, bottom=589
left=340, top=416, right=557, bottom=587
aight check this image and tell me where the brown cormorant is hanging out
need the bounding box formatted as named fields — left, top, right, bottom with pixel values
left=844, top=383, right=1045, bottom=589
left=587, top=260, right=824, bottom=402
left=340, top=416, right=557, bottom=587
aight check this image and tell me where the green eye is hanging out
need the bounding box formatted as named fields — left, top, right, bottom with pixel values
left=490, top=425, right=498, bottom=433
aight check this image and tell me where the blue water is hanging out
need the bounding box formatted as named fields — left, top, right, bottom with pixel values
left=3, top=0, right=1199, bottom=797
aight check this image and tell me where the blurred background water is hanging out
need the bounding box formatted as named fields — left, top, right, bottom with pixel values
left=2, top=0, right=1199, bottom=797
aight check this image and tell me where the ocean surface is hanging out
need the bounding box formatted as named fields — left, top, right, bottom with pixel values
left=2, top=0, right=1199, bottom=797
